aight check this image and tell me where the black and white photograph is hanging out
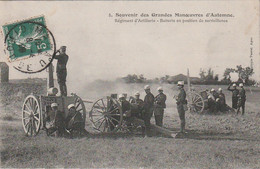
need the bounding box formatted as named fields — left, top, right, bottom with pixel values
left=0, top=0, right=259, bottom=168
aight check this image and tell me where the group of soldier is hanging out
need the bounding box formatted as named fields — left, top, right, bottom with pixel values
left=207, top=83, right=246, bottom=115
left=117, top=81, right=187, bottom=136
left=51, top=46, right=247, bottom=138
left=44, top=103, right=88, bottom=137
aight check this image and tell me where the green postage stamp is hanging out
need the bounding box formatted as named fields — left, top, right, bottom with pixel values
left=2, top=16, right=56, bottom=73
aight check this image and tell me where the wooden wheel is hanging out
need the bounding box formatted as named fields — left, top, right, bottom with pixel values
left=187, top=91, right=205, bottom=113
left=22, top=95, right=41, bottom=136
left=74, top=95, right=87, bottom=128
left=89, top=97, right=123, bottom=133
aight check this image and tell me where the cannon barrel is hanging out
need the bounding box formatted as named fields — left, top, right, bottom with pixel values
left=131, top=117, right=177, bottom=138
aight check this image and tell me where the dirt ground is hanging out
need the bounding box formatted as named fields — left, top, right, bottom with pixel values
left=0, top=82, right=260, bottom=168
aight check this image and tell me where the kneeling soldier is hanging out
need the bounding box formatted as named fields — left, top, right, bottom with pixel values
left=154, top=87, right=167, bottom=127
left=45, top=103, right=65, bottom=137
left=130, top=92, right=145, bottom=119
left=66, top=104, right=88, bottom=137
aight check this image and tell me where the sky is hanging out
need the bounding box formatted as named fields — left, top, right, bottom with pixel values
left=0, top=1, right=259, bottom=84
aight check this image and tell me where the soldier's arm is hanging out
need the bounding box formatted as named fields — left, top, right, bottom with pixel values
left=53, top=50, right=61, bottom=59
left=227, top=84, right=233, bottom=91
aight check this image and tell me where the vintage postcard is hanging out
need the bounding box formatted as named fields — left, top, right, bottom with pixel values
left=0, top=0, right=259, bottom=168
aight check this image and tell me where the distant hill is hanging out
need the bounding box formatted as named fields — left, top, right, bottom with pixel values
left=167, top=74, right=201, bottom=84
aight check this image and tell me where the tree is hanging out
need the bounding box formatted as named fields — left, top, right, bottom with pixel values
left=199, top=68, right=206, bottom=80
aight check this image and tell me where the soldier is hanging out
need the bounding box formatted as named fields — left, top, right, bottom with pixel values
left=154, top=87, right=167, bottom=127
left=45, top=103, right=65, bottom=137
left=54, top=46, right=69, bottom=96
left=143, top=85, right=154, bottom=136
left=66, top=104, right=88, bottom=137
left=130, top=92, right=145, bottom=119
left=237, top=83, right=246, bottom=115
left=218, top=88, right=226, bottom=112
left=175, top=81, right=187, bottom=133
left=210, top=88, right=219, bottom=100
left=207, top=95, right=216, bottom=113
left=118, top=94, right=132, bottom=118
left=227, top=83, right=239, bottom=109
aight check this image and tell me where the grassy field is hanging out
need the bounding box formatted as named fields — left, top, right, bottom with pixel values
left=1, top=81, right=260, bottom=168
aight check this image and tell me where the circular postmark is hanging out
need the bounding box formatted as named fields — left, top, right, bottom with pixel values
left=3, top=17, right=56, bottom=73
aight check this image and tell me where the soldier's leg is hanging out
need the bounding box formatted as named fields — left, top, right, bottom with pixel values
left=236, top=106, right=240, bottom=114
left=178, top=106, right=185, bottom=132
left=63, top=70, right=67, bottom=96
left=63, top=83, right=67, bottom=96
left=242, top=101, right=245, bottom=115
left=143, top=113, right=151, bottom=136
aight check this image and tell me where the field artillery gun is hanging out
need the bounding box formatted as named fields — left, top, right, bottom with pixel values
left=21, top=63, right=87, bottom=136
left=89, top=94, right=176, bottom=137
left=186, top=69, right=211, bottom=113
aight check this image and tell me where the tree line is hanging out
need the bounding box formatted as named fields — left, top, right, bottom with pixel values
left=119, top=65, right=256, bottom=86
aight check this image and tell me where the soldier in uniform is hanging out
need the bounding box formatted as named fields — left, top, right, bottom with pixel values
left=45, top=103, right=65, bottom=137
left=66, top=104, right=89, bottom=137
left=208, top=95, right=216, bottom=113
left=118, top=94, right=132, bottom=119
left=227, top=83, right=239, bottom=109
left=218, top=88, right=226, bottom=112
left=237, top=83, right=246, bottom=115
left=54, top=46, right=69, bottom=96
left=143, top=85, right=154, bottom=136
left=175, top=81, right=187, bottom=133
left=130, top=92, right=145, bottom=119
left=154, top=87, right=167, bottom=127
left=210, top=88, right=219, bottom=100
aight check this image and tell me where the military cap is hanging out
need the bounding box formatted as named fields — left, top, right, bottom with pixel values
left=134, top=92, right=140, bottom=96
left=144, top=85, right=150, bottom=90
left=68, top=104, right=75, bottom=110
left=232, top=83, right=237, bottom=87
left=239, top=83, right=244, bottom=87
left=118, top=94, right=125, bottom=99
left=177, top=81, right=184, bottom=86
left=157, top=87, right=163, bottom=91
left=51, top=103, right=58, bottom=107
left=218, top=88, right=222, bottom=91
left=211, top=88, right=215, bottom=92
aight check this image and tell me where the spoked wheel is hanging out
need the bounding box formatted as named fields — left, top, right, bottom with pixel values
left=73, top=95, right=87, bottom=128
left=89, top=97, right=122, bottom=133
left=187, top=91, right=205, bottom=113
left=22, top=95, right=41, bottom=136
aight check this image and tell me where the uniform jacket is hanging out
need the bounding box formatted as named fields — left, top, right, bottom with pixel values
left=144, top=92, right=154, bottom=110
left=218, top=93, right=226, bottom=104
left=239, top=88, right=246, bottom=100
left=54, top=53, right=69, bottom=72
left=227, top=85, right=239, bottom=98
left=176, top=88, right=186, bottom=105
left=121, top=100, right=131, bottom=113
left=131, top=98, right=144, bottom=110
left=154, top=93, right=167, bottom=108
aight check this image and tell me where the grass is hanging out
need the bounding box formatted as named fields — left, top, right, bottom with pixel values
left=0, top=81, right=260, bottom=168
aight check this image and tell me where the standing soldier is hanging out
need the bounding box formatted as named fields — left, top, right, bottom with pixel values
left=143, top=85, right=154, bottom=136
left=175, top=81, right=187, bottom=133
left=237, top=83, right=246, bottom=115
left=54, top=46, right=69, bottom=96
left=227, top=83, right=239, bottom=110
left=154, top=87, right=167, bottom=127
